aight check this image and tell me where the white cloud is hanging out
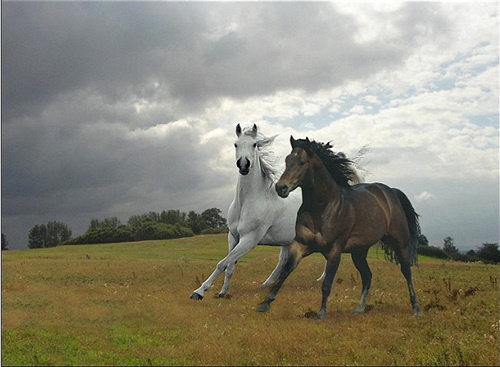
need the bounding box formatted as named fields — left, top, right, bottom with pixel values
left=349, top=105, right=366, bottom=115
left=414, top=191, right=437, bottom=202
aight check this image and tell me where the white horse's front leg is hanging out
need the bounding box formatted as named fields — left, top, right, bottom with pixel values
left=189, top=234, right=260, bottom=300
left=189, top=260, right=225, bottom=300
left=261, top=245, right=290, bottom=287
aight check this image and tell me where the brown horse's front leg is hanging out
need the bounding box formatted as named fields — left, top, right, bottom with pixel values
left=317, top=251, right=342, bottom=318
left=256, top=240, right=308, bottom=313
left=256, top=257, right=297, bottom=312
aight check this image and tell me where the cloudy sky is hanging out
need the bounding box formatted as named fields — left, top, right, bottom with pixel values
left=2, top=2, right=498, bottom=251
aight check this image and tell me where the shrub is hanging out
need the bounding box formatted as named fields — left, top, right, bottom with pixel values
left=134, top=222, right=193, bottom=241
left=447, top=251, right=478, bottom=263
left=418, top=245, right=449, bottom=259
left=200, top=227, right=229, bottom=235
left=64, top=226, right=134, bottom=245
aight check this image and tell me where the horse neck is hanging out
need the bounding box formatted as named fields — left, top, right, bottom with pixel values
left=236, top=158, right=272, bottom=199
left=301, top=155, right=341, bottom=209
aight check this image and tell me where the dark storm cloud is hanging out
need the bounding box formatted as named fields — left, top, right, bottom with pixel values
left=2, top=2, right=208, bottom=121
left=3, top=2, right=438, bottom=121
left=1, top=2, right=464, bottom=249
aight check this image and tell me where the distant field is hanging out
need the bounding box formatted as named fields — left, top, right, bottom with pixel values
left=2, top=234, right=499, bottom=366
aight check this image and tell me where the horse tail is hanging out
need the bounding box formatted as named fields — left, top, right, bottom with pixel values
left=393, top=188, right=421, bottom=266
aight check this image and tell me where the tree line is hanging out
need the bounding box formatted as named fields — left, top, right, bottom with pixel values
left=417, top=235, right=499, bottom=264
left=21, top=208, right=227, bottom=249
left=2, top=217, right=498, bottom=263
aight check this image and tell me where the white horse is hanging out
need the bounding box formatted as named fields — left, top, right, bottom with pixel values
left=190, top=124, right=364, bottom=300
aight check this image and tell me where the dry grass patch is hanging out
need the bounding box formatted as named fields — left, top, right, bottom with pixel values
left=2, top=234, right=499, bottom=365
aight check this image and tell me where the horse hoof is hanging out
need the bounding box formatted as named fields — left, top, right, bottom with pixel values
left=189, top=292, right=203, bottom=300
left=256, top=302, right=270, bottom=313
left=413, top=308, right=424, bottom=316
left=353, top=304, right=373, bottom=314
left=303, top=310, right=320, bottom=319
left=214, top=293, right=232, bottom=299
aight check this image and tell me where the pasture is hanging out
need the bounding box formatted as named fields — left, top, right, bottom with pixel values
left=2, top=234, right=499, bottom=366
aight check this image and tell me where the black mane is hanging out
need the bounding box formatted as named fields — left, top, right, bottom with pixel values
left=291, top=138, right=355, bottom=188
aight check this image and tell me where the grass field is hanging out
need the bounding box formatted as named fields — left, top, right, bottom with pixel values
left=2, top=234, right=499, bottom=366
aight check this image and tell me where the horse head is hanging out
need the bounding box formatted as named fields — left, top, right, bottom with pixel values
left=234, top=123, right=277, bottom=176
left=275, top=136, right=313, bottom=197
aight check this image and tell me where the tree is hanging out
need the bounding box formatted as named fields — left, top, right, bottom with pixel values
left=466, top=249, right=476, bottom=256
left=443, top=236, right=458, bottom=253
left=128, top=212, right=160, bottom=227
left=28, top=221, right=72, bottom=249
left=89, top=217, right=121, bottom=230
left=127, top=214, right=143, bottom=227
left=28, top=224, right=47, bottom=248
left=201, top=208, right=227, bottom=229
left=160, top=209, right=186, bottom=226
left=476, top=242, right=500, bottom=263
left=418, top=234, right=429, bottom=246
left=2, top=233, right=9, bottom=250
left=187, top=211, right=205, bottom=234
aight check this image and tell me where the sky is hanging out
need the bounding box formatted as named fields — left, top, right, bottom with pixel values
left=1, top=2, right=498, bottom=251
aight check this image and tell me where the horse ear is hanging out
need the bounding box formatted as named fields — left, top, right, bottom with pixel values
left=290, top=135, right=296, bottom=147
left=252, top=124, right=258, bottom=136
left=236, top=124, right=242, bottom=137
left=303, top=137, right=314, bottom=157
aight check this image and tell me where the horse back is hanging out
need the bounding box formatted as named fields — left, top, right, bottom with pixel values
left=350, top=182, right=402, bottom=213
left=344, top=183, right=411, bottom=246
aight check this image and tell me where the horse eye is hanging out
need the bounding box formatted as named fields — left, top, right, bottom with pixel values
left=234, top=143, right=238, bottom=148
left=253, top=143, right=257, bottom=148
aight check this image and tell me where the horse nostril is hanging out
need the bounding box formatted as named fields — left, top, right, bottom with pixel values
left=276, top=184, right=289, bottom=198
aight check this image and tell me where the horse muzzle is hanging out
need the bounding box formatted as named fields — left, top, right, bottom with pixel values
left=275, top=183, right=290, bottom=198
left=237, top=157, right=250, bottom=175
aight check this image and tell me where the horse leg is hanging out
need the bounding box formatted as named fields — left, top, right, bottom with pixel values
left=350, top=248, right=372, bottom=313
left=189, top=234, right=259, bottom=300
left=256, top=240, right=309, bottom=313
left=261, top=245, right=290, bottom=287
left=400, top=259, right=423, bottom=315
left=215, top=261, right=236, bottom=298
left=317, top=249, right=342, bottom=319
left=227, top=231, right=238, bottom=252
left=395, top=247, right=423, bottom=315
left=215, top=232, right=239, bottom=297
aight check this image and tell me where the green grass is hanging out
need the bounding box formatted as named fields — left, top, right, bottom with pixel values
left=2, top=234, right=499, bottom=366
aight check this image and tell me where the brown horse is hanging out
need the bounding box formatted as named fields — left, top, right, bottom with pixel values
left=256, top=137, right=423, bottom=318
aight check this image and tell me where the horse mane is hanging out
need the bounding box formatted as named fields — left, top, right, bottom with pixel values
left=292, top=138, right=356, bottom=188
left=240, top=126, right=281, bottom=184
